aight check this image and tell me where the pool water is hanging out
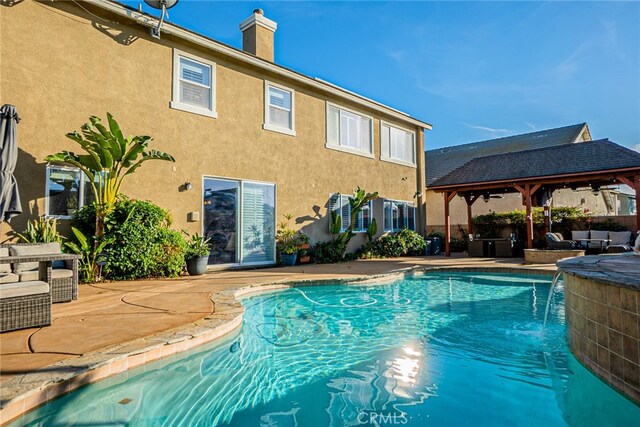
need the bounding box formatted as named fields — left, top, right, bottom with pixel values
left=11, top=272, right=640, bottom=426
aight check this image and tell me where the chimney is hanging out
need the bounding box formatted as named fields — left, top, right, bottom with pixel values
left=240, top=9, right=277, bottom=62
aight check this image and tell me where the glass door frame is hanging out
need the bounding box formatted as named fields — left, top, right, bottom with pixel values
left=201, top=175, right=277, bottom=267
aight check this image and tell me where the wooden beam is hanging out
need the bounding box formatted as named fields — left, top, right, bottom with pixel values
left=444, top=191, right=452, bottom=256
left=446, top=190, right=457, bottom=203
left=616, top=175, right=634, bottom=188
left=530, top=184, right=542, bottom=196
left=429, top=167, right=640, bottom=193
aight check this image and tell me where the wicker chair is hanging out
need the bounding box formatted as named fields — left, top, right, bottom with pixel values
left=545, top=233, right=578, bottom=250
left=0, top=253, right=79, bottom=333
left=1, top=243, right=79, bottom=303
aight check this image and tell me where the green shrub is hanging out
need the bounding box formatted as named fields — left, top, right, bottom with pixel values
left=71, top=198, right=186, bottom=280
left=450, top=237, right=467, bottom=252
left=371, top=234, right=406, bottom=258
left=397, top=228, right=427, bottom=255
left=472, top=207, right=589, bottom=241
left=590, top=218, right=627, bottom=231
left=150, top=228, right=187, bottom=277
left=311, top=241, right=346, bottom=264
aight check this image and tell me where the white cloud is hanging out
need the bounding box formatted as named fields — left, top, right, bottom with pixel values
left=462, top=122, right=512, bottom=138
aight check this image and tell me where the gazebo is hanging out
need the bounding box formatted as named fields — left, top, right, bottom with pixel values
left=427, top=139, right=640, bottom=256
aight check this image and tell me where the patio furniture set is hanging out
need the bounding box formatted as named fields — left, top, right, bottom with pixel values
left=545, top=230, right=636, bottom=254
left=0, top=242, right=80, bottom=333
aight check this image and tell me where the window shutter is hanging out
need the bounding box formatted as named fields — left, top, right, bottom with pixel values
left=327, top=106, right=339, bottom=146
left=361, top=201, right=371, bottom=230
left=340, top=111, right=358, bottom=149
left=408, top=206, right=415, bottom=231
left=268, top=86, right=292, bottom=129
left=329, top=193, right=340, bottom=232
left=407, top=132, right=415, bottom=163
left=381, top=125, right=390, bottom=158
left=340, top=194, right=351, bottom=232
left=359, top=116, right=371, bottom=153
left=383, top=200, right=392, bottom=232
left=398, top=202, right=407, bottom=230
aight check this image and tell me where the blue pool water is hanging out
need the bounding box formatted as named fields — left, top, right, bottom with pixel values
left=11, top=272, right=640, bottom=426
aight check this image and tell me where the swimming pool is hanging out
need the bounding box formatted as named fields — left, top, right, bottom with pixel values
left=11, top=272, right=640, bottom=426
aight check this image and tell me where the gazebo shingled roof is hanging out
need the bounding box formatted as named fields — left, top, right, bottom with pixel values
left=426, top=139, right=640, bottom=256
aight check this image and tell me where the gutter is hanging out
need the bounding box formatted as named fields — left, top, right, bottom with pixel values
left=80, top=0, right=433, bottom=131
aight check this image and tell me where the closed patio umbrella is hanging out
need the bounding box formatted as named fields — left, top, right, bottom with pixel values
left=0, top=104, right=22, bottom=223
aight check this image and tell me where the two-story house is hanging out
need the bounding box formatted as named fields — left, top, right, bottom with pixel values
left=1, top=0, right=431, bottom=267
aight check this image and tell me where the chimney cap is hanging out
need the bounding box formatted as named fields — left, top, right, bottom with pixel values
left=240, top=9, right=277, bottom=32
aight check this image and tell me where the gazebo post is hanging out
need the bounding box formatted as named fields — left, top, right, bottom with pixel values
left=444, top=190, right=457, bottom=256
left=515, top=183, right=540, bottom=249
left=524, top=184, right=533, bottom=249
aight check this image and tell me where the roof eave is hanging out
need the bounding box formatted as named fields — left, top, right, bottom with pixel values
left=83, top=0, right=432, bottom=130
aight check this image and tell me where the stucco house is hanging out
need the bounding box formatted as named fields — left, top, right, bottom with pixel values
left=423, top=123, right=636, bottom=234
left=1, top=0, right=431, bottom=267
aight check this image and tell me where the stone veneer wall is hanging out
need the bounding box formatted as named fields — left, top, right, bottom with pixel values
left=564, top=273, right=640, bottom=403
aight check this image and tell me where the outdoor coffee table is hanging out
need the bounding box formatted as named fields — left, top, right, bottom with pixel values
left=575, top=238, right=611, bottom=253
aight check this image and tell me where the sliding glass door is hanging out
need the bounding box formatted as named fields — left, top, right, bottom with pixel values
left=203, top=177, right=276, bottom=266
left=203, top=178, right=239, bottom=265
left=241, top=182, right=276, bottom=264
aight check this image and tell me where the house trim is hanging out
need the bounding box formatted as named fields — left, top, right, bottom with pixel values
left=81, top=0, right=432, bottom=130
left=263, top=80, right=296, bottom=137
left=171, top=48, right=218, bottom=119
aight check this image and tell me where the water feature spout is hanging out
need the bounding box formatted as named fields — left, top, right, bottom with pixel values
left=543, top=270, right=563, bottom=329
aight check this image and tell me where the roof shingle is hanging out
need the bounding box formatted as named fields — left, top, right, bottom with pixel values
left=429, top=139, right=640, bottom=188
left=425, top=123, right=587, bottom=185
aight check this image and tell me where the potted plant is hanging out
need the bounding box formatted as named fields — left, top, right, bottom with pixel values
left=66, top=194, right=78, bottom=216
left=298, top=248, right=311, bottom=264
left=297, top=232, right=311, bottom=263
left=184, top=232, right=211, bottom=275
left=276, top=213, right=299, bottom=266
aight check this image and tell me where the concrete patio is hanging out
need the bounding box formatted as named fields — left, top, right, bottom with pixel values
left=0, top=255, right=556, bottom=423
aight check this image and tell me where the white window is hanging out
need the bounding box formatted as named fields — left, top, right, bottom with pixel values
left=171, top=49, right=217, bottom=118
left=45, top=166, right=94, bottom=218
left=330, top=193, right=373, bottom=233
left=263, top=82, right=295, bottom=136
left=381, top=122, right=416, bottom=166
left=383, top=199, right=416, bottom=232
left=326, top=103, right=373, bottom=157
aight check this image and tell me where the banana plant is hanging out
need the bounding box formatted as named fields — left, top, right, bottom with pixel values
left=45, top=113, right=175, bottom=241
left=65, top=227, right=111, bottom=283
left=336, top=187, right=378, bottom=249
left=366, top=218, right=378, bottom=243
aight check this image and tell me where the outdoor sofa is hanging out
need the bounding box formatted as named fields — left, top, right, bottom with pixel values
left=571, top=230, right=635, bottom=253
left=0, top=242, right=79, bottom=303
left=0, top=249, right=80, bottom=333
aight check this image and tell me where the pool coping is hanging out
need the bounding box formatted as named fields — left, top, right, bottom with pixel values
left=0, top=265, right=554, bottom=425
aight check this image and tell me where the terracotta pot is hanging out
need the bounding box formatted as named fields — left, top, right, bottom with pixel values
left=298, top=255, right=311, bottom=264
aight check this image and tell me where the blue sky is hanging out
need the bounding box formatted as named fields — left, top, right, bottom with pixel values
left=127, top=1, right=640, bottom=151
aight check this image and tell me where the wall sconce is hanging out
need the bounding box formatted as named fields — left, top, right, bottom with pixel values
left=413, top=191, right=423, bottom=198
left=182, top=182, right=193, bottom=191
